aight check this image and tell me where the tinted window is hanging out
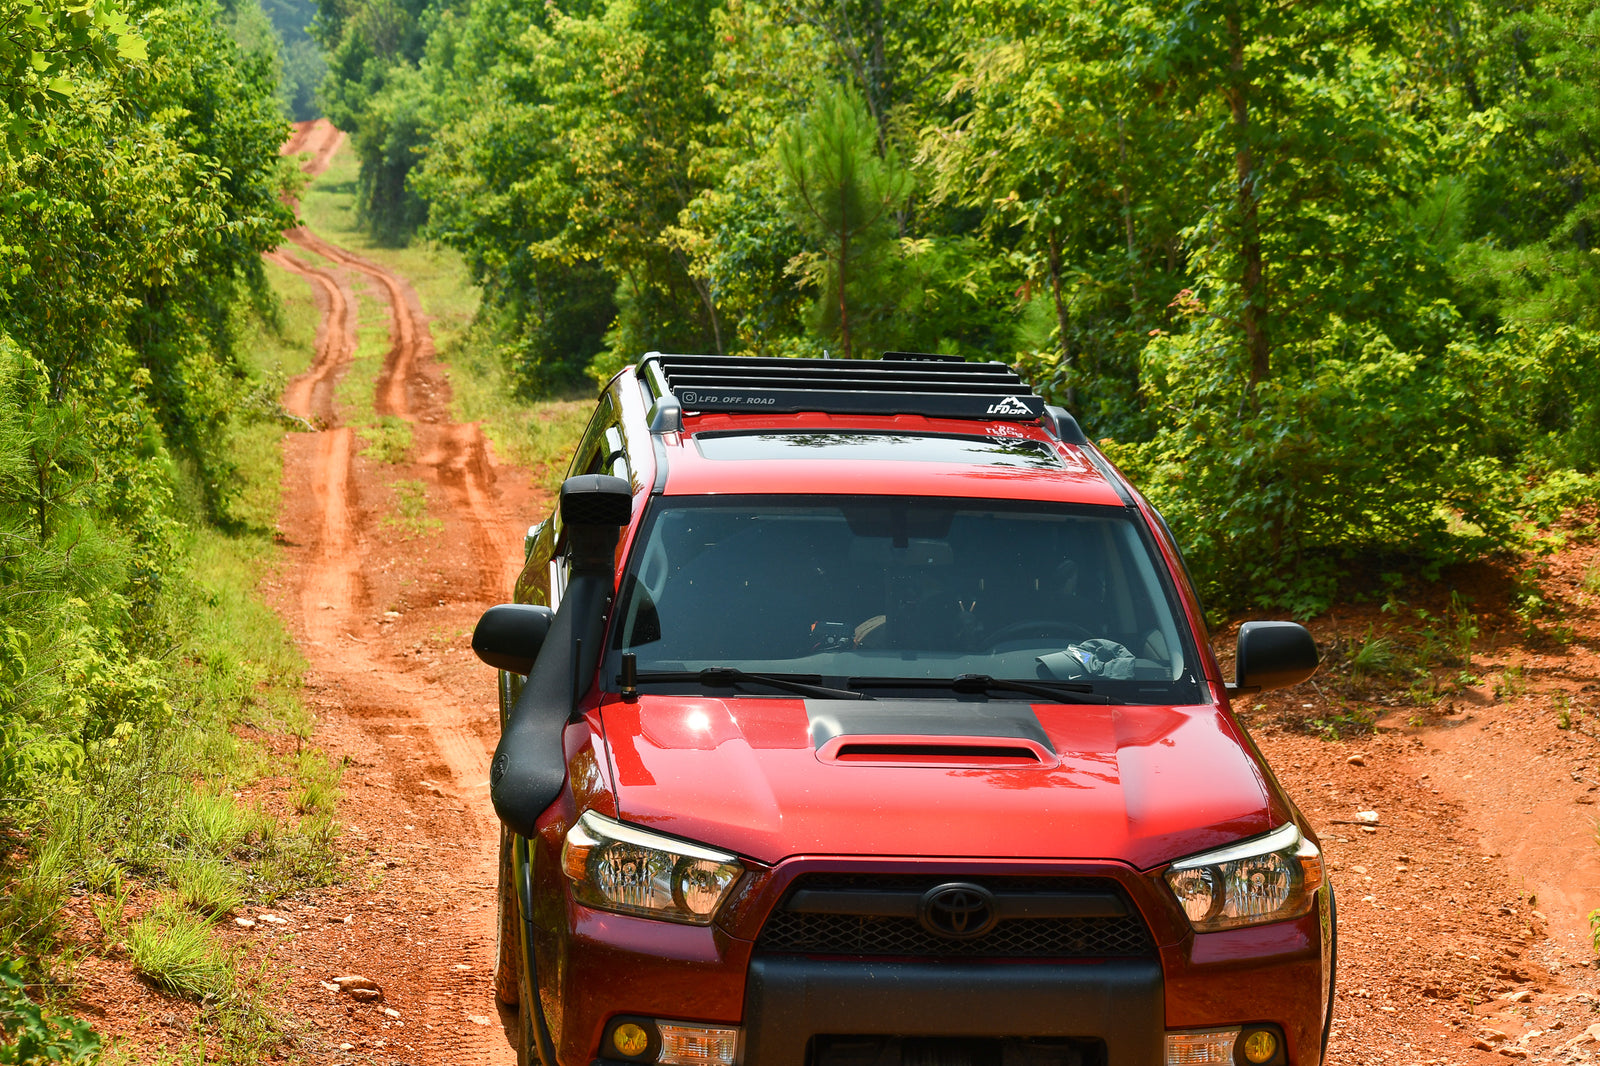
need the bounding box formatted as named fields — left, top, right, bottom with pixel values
left=609, top=496, right=1201, bottom=704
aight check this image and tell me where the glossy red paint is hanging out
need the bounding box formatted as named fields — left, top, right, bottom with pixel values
left=1162, top=907, right=1331, bottom=1066
left=595, top=694, right=1287, bottom=870
left=659, top=412, right=1125, bottom=505
left=500, top=363, right=1333, bottom=1066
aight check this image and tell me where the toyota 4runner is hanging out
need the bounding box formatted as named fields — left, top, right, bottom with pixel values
left=473, top=353, right=1334, bottom=1066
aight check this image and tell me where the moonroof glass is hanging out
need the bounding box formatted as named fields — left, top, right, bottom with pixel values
left=694, top=432, right=1061, bottom=468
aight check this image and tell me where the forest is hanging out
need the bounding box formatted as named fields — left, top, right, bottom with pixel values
left=1, top=0, right=1599, bottom=1055
left=0, top=0, right=346, bottom=1053
left=314, top=0, right=1600, bottom=613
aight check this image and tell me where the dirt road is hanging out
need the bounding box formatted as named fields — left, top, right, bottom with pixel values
left=261, top=122, right=1600, bottom=1065
left=263, top=118, right=532, bottom=1065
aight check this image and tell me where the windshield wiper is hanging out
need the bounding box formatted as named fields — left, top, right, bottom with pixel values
left=847, top=673, right=1112, bottom=705
left=631, top=668, right=871, bottom=701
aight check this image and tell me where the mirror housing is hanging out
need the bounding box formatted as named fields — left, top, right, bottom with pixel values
left=561, top=474, right=633, bottom=573
left=473, top=604, right=556, bottom=675
left=1230, top=621, right=1319, bottom=695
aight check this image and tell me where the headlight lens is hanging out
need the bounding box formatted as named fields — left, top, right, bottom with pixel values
left=1164, top=822, right=1323, bottom=932
left=562, top=810, right=744, bottom=924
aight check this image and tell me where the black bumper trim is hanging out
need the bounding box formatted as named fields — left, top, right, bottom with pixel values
left=743, top=956, right=1163, bottom=1066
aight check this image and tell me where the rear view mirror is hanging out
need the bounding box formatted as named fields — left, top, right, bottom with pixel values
left=1231, top=621, right=1319, bottom=695
left=473, top=604, right=556, bottom=675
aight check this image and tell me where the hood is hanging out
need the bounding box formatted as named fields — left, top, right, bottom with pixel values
left=597, top=694, right=1280, bottom=870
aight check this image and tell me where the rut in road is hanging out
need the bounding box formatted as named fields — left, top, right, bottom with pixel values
left=266, top=118, right=528, bottom=1066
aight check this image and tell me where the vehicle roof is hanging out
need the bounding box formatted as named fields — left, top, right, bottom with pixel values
left=658, top=410, right=1128, bottom=505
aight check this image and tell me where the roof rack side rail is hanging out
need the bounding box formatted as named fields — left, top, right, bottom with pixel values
left=639, top=353, right=683, bottom=433
left=1045, top=405, right=1088, bottom=445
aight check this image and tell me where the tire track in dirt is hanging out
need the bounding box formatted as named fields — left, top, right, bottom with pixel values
left=265, top=248, right=354, bottom=423
left=264, top=120, right=528, bottom=1066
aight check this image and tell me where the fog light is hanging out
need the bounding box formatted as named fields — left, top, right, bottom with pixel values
left=613, top=1023, right=651, bottom=1058
left=657, top=1022, right=740, bottom=1066
left=1240, top=1029, right=1278, bottom=1064
left=1164, top=1028, right=1238, bottom=1066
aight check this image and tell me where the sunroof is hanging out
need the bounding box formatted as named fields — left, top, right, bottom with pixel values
left=693, top=432, right=1062, bottom=469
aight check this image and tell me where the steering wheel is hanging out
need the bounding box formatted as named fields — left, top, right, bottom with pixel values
left=979, top=619, right=1093, bottom=649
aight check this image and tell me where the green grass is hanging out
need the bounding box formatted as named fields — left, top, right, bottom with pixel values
left=379, top=478, right=444, bottom=539
left=228, top=258, right=320, bottom=533
left=126, top=899, right=235, bottom=1001
left=169, top=855, right=245, bottom=920
left=359, top=413, right=413, bottom=463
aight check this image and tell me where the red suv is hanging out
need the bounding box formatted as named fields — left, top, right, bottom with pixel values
left=473, top=354, right=1333, bottom=1066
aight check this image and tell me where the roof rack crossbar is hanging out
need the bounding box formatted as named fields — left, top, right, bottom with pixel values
left=640, top=352, right=1047, bottom=424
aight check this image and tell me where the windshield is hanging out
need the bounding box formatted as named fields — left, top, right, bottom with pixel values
left=607, top=495, right=1203, bottom=704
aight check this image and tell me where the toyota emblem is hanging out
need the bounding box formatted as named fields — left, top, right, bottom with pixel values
left=918, top=883, right=999, bottom=939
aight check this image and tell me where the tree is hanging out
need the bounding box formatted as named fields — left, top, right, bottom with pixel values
left=777, top=83, right=911, bottom=358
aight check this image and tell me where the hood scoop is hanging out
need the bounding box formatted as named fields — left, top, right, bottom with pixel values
left=807, top=699, right=1060, bottom=769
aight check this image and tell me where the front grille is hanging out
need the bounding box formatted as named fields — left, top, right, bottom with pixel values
left=755, top=875, right=1154, bottom=959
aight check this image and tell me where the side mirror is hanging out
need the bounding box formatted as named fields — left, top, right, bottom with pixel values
left=473, top=604, right=556, bottom=675
left=1230, top=621, right=1319, bottom=695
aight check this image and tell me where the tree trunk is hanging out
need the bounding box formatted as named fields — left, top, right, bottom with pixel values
left=837, top=176, right=854, bottom=360
left=1048, top=233, right=1074, bottom=408
left=1227, top=9, right=1269, bottom=392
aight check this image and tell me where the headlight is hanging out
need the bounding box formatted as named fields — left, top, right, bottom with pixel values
left=561, top=810, right=744, bottom=925
left=1164, top=822, right=1323, bottom=932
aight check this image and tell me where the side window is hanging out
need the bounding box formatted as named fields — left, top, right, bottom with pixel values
left=551, top=393, right=623, bottom=610
left=566, top=394, right=618, bottom=481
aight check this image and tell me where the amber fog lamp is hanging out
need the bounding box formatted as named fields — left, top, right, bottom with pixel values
left=613, top=1023, right=651, bottom=1058
left=1237, top=1026, right=1284, bottom=1066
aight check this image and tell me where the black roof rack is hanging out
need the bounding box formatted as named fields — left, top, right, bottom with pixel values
left=637, top=352, right=1045, bottom=430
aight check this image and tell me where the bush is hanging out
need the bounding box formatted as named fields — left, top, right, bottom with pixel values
left=0, top=959, right=101, bottom=1065
left=1112, top=316, right=1524, bottom=616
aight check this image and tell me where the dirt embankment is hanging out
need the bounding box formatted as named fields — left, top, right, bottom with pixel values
left=1246, top=538, right=1600, bottom=1065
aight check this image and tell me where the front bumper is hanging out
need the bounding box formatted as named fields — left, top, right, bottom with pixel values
left=745, top=956, right=1162, bottom=1066
left=526, top=850, right=1331, bottom=1066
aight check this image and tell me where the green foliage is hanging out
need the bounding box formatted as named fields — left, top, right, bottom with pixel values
left=1113, top=315, right=1523, bottom=614
left=126, top=899, right=234, bottom=1001
left=778, top=82, right=912, bottom=358
left=0, top=0, right=146, bottom=156
left=0, top=959, right=100, bottom=1065
left=326, top=0, right=1600, bottom=610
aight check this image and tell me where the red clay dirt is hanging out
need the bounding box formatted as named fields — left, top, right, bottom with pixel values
left=55, top=118, right=1600, bottom=1066
left=246, top=117, right=535, bottom=1064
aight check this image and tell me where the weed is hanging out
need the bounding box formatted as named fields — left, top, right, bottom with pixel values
left=91, top=871, right=133, bottom=941
left=201, top=955, right=287, bottom=1065
left=1583, top=559, right=1600, bottom=596
left=1447, top=591, right=1479, bottom=667
left=1349, top=631, right=1399, bottom=680
left=382, top=478, right=443, bottom=538
left=1560, top=707, right=1573, bottom=730
left=180, top=792, right=261, bottom=857
left=1494, top=665, right=1526, bottom=702
left=126, top=899, right=234, bottom=1001
left=359, top=414, right=413, bottom=464
left=1311, top=705, right=1377, bottom=739
left=0, top=837, right=69, bottom=958
left=169, top=855, right=245, bottom=920
left=1590, top=908, right=1600, bottom=955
